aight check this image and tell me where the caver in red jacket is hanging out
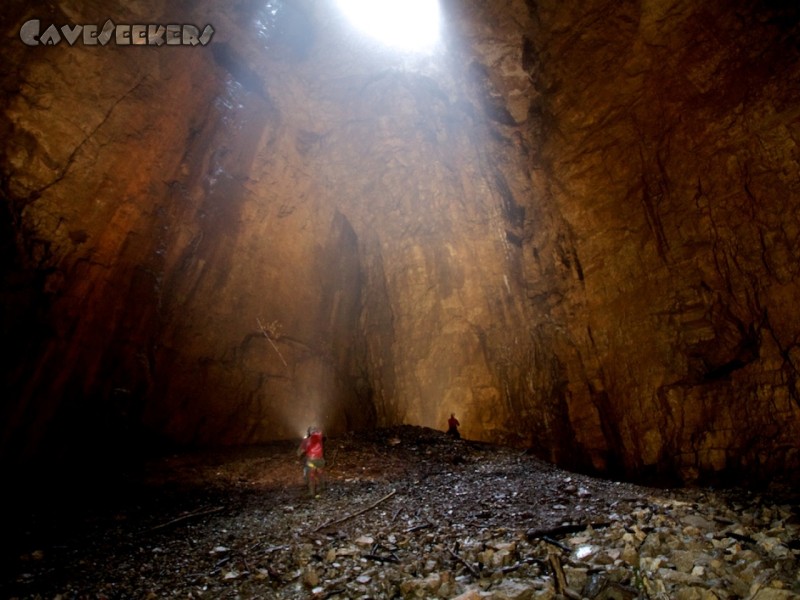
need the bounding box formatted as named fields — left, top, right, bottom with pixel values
left=299, top=430, right=324, bottom=460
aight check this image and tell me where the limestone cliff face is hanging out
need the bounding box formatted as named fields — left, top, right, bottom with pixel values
left=0, top=0, right=373, bottom=463
left=1, top=0, right=798, bottom=484
left=516, top=0, right=800, bottom=482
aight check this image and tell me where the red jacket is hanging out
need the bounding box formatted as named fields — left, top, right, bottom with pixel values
left=300, top=431, right=324, bottom=460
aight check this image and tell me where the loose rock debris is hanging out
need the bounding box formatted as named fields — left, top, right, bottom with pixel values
left=4, top=426, right=799, bottom=599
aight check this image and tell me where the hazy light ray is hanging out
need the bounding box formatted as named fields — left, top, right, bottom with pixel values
left=335, top=0, right=441, bottom=52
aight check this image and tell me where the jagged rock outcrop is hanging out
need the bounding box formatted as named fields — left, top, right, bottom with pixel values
left=1, top=0, right=798, bottom=485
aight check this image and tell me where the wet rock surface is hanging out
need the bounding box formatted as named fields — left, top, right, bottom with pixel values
left=4, top=427, right=799, bottom=599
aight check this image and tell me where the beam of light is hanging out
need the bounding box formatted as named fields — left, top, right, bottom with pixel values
left=335, top=0, right=441, bottom=53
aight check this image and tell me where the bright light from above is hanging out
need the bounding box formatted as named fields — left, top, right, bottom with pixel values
left=335, top=0, right=441, bottom=52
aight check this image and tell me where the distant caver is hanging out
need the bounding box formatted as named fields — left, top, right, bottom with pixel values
left=297, top=426, right=326, bottom=497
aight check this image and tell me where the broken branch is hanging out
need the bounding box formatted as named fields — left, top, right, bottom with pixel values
left=501, top=557, right=547, bottom=574
left=542, top=535, right=572, bottom=553
left=257, top=317, right=288, bottom=367
left=363, top=553, right=399, bottom=564
left=526, top=521, right=610, bottom=541
left=147, top=506, right=224, bottom=532
left=448, top=545, right=480, bottom=579
left=311, top=489, right=397, bottom=532
left=549, top=553, right=582, bottom=600
left=405, top=522, right=433, bottom=533
left=328, top=448, right=339, bottom=470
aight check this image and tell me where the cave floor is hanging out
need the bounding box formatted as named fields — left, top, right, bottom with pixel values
left=3, top=426, right=799, bottom=599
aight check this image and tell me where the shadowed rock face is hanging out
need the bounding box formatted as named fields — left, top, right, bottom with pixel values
left=1, top=0, right=798, bottom=485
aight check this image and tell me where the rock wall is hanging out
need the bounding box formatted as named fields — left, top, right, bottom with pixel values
left=515, top=0, right=800, bottom=481
left=1, top=0, right=799, bottom=484
left=0, top=0, right=374, bottom=468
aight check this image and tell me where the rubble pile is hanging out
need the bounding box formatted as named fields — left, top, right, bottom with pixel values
left=4, top=427, right=799, bottom=599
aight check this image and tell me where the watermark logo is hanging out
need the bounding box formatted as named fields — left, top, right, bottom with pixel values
left=20, top=19, right=215, bottom=47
